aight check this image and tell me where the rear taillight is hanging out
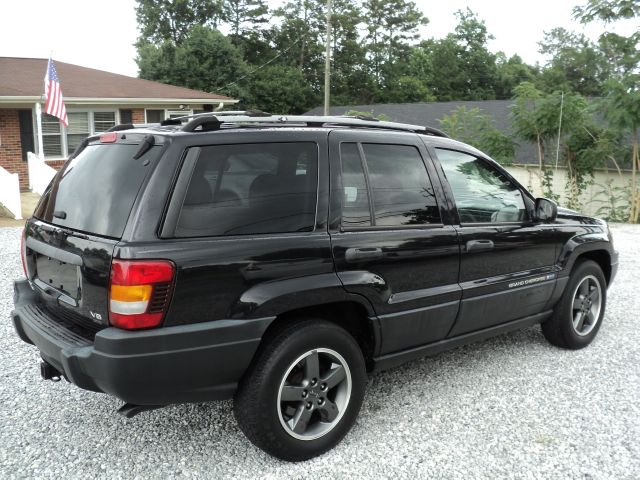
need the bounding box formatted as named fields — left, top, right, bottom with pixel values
left=20, top=227, right=28, bottom=278
left=109, top=259, right=175, bottom=330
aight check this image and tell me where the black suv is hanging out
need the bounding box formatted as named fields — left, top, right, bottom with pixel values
left=12, top=113, right=617, bottom=461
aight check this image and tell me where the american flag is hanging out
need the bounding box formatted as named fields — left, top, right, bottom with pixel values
left=44, top=58, right=68, bottom=127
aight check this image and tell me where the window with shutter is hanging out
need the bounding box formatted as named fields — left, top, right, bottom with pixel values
left=145, top=109, right=164, bottom=123
left=42, top=114, right=63, bottom=157
left=67, top=112, right=90, bottom=154
left=93, top=112, right=116, bottom=133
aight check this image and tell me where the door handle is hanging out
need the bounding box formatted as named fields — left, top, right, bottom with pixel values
left=345, top=247, right=383, bottom=262
left=466, top=239, right=494, bottom=252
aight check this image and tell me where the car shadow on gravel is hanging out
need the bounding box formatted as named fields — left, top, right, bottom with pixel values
left=64, top=325, right=551, bottom=458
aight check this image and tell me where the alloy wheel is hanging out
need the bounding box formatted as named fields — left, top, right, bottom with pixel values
left=277, top=348, right=352, bottom=441
left=571, top=274, right=602, bottom=336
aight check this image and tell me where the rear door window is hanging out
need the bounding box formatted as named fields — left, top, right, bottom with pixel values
left=340, top=143, right=372, bottom=227
left=175, top=142, right=318, bottom=237
left=33, top=143, right=155, bottom=238
left=361, top=144, right=441, bottom=226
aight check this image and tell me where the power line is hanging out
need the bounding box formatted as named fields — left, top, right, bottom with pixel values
left=223, top=38, right=302, bottom=89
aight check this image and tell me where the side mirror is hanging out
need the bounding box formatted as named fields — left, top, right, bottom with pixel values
left=534, top=198, right=557, bottom=223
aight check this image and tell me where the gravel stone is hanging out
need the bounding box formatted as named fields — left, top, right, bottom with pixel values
left=0, top=224, right=638, bottom=479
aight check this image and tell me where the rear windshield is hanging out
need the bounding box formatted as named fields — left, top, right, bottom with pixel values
left=34, top=143, right=155, bottom=238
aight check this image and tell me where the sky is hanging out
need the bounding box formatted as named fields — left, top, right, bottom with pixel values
left=1, top=0, right=637, bottom=79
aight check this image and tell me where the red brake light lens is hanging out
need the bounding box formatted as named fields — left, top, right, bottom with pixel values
left=109, top=259, right=175, bottom=330
left=100, top=132, right=117, bottom=143
left=111, top=260, right=174, bottom=286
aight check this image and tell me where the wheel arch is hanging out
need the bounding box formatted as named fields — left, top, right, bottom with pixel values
left=253, top=301, right=379, bottom=372
left=571, top=249, right=612, bottom=285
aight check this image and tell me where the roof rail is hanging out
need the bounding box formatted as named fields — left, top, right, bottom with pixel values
left=180, top=114, right=449, bottom=137
left=106, top=122, right=165, bottom=131
left=170, top=110, right=271, bottom=122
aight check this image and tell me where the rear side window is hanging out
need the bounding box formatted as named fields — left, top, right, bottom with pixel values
left=175, top=143, right=318, bottom=237
left=361, top=144, right=441, bottom=226
left=33, top=144, right=154, bottom=238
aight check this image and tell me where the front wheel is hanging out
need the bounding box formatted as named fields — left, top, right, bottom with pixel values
left=542, top=260, right=607, bottom=349
left=234, top=318, right=367, bottom=461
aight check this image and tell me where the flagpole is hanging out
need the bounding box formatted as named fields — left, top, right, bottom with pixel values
left=37, top=55, right=51, bottom=160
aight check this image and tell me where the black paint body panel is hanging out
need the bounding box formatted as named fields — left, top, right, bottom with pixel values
left=12, top=127, right=618, bottom=406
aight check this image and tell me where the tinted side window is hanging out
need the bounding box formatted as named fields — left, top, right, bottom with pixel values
left=340, top=143, right=371, bottom=227
left=436, top=149, right=527, bottom=223
left=175, top=143, right=318, bottom=237
left=361, top=144, right=441, bottom=226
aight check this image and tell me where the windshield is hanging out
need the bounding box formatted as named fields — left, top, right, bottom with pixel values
left=33, top=143, right=156, bottom=238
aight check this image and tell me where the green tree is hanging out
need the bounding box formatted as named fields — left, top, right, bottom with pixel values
left=135, top=0, right=225, bottom=45
left=248, top=65, right=317, bottom=114
left=574, top=0, right=640, bottom=221
left=407, top=9, right=502, bottom=101
left=384, top=76, right=435, bottom=103
left=271, top=0, right=324, bottom=72
left=438, top=106, right=515, bottom=164
left=222, top=0, right=270, bottom=65
left=573, top=0, right=640, bottom=21
left=414, top=37, right=465, bottom=101
left=537, top=27, right=609, bottom=96
left=451, top=8, right=499, bottom=99
left=225, top=0, right=268, bottom=37
left=510, top=82, right=551, bottom=171
left=137, top=26, right=250, bottom=101
left=363, top=0, right=428, bottom=89
left=510, top=82, right=608, bottom=205
left=344, top=110, right=390, bottom=121
left=327, top=0, right=376, bottom=105
left=495, top=53, right=539, bottom=99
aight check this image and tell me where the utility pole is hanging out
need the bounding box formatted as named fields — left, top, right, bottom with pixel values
left=555, top=91, right=564, bottom=169
left=323, top=0, right=332, bottom=116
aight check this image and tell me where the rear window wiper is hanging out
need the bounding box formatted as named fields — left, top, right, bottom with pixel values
left=133, top=135, right=156, bottom=160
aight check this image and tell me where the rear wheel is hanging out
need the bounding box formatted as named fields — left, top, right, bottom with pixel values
left=542, top=260, right=606, bottom=349
left=234, top=318, right=366, bottom=461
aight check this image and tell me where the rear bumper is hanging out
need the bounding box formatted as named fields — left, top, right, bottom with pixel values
left=11, top=280, right=273, bottom=405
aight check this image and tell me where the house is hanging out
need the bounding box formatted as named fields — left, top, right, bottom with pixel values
left=305, top=101, right=538, bottom=165
left=0, top=57, right=238, bottom=189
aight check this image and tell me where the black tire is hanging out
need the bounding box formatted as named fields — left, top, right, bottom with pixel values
left=542, top=260, right=607, bottom=349
left=233, top=318, right=367, bottom=461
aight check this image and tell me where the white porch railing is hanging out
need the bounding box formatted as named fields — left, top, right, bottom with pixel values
left=27, top=152, right=57, bottom=196
left=0, top=166, right=22, bottom=219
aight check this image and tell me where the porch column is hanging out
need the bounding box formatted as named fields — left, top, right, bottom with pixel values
left=35, top=102, right=44, bottom=159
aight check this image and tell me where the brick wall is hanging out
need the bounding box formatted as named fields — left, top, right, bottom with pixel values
left=132, top=108, right=145, bottom=123
left=0, top=109, right=29, bottom=189
left=1, top=107, right=150, bottom=190
left=46, top=160, right=66, bottom=170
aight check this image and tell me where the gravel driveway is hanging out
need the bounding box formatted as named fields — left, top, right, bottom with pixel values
left=1, top=224, right=638, bottom=479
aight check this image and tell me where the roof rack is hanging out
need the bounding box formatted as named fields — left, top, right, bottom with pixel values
left=179, top=113, right=449, bottom=137
left=106, top=122, right=166, bottom=131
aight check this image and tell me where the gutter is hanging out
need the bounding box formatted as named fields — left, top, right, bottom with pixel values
left=0, top=97, right=239, bottom=105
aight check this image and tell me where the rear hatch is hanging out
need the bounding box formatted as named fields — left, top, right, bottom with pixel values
left=24, top=136, right=160, bottom=334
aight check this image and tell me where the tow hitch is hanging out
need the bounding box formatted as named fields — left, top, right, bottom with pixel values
left=40, top=361, right=62, bottom=382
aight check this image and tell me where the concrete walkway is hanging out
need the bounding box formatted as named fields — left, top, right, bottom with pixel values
left=0, top=191, right=40, bottom=227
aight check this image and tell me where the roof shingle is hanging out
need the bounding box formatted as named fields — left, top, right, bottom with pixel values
left=305, top=101, right=538, bottom=165
left=0, top=57, right=232, bottom=101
